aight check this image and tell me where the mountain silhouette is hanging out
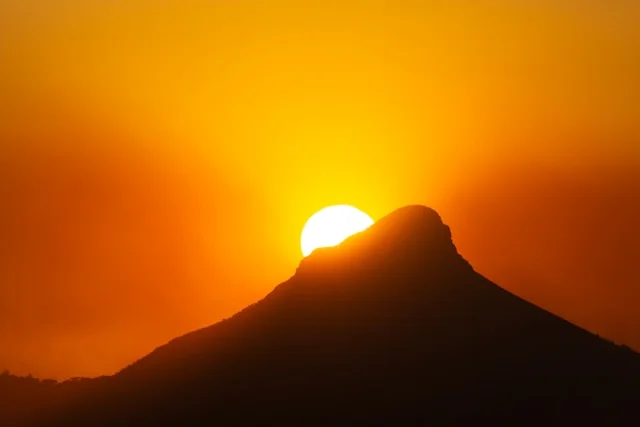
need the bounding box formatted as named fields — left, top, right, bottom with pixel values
left=5, top=205, right=640, bottom=426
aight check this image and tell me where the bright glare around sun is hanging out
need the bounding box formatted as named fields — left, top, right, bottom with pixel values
left=301, top=205, right=374, bottom=257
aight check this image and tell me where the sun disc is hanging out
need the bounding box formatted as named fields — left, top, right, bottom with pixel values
left=301, top=205, right=374, bottom=257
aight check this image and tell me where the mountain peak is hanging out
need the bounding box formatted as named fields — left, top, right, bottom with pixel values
left=368, top=204, right=452, bottom=248
left=376, top=204, right=444, bottom=226
left=29, top=205, right=640, bottom=427
left=296, top=205, right=468, bottom=276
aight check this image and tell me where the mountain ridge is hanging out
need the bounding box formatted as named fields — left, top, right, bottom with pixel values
left=4, top=205, right=639, bottom=426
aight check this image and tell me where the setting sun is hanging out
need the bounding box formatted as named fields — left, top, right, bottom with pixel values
left=300, top=205, right=374, bottom=257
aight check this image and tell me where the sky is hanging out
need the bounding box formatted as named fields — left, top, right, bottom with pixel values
left=1, top=0, right=639, bottom=379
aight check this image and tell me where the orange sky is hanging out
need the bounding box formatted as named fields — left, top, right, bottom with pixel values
left=1, top=0, right=639, bottom=379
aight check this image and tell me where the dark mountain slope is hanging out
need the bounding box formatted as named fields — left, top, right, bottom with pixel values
left=29, top=206, right=640, bottom=425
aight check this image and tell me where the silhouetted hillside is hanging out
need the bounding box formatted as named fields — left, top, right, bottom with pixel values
left=0, top=371, right=108, bottom=426
left=6, top=206, right=640, bottom=426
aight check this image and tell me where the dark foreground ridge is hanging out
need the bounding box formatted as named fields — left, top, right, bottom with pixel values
left=3, top=205, right=640, bottom=426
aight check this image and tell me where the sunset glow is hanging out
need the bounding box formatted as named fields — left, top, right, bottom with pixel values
left=0, top=1, right=638, bottom=380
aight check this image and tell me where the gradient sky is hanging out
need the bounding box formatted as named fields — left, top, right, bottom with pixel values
left=1, top=0, right=639, bottom=379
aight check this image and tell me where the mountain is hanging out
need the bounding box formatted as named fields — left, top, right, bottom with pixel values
left=9, top=206, right=640, bottom=426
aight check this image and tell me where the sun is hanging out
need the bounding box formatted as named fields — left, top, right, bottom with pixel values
left=301, top=205, right=374, bottom=257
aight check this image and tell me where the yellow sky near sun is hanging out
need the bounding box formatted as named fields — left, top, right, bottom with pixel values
left=2, top=0, right=638, bottom=224
left=0, top=0, right=639, bottom=379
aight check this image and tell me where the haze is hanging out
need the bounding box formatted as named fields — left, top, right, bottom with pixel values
left=1, top=0, right=638, bottom=379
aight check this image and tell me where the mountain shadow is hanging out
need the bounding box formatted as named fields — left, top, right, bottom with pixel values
left=7, top=205, right=640, bottom=426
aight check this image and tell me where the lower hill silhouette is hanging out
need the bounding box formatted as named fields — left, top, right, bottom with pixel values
left=4, top=206, right=639, bottom=426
